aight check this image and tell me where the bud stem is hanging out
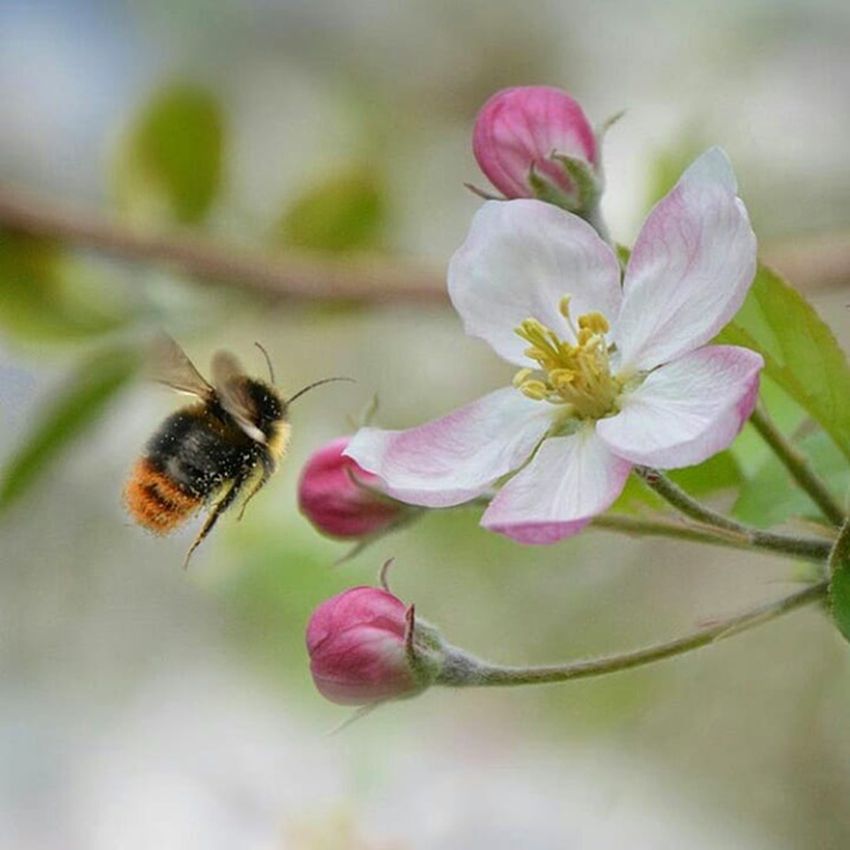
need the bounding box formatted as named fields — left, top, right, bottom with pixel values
left=436, top=580, right=827, bottom=689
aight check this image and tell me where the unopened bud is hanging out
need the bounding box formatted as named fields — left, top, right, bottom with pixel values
left=298, top=436, right=407, bottom=539
left=472, top=86, right=601, bottom=213
left=306, top=586, right=444, bottom=705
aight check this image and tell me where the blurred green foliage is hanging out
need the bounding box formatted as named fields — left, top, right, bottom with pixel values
left=274, top=166, right=386, bottom=254
left=114, top=84, right=224, bottom=225
left=0, top=232, right=130, bottom=342
left=0, top=346, right=139, bottom=510
left=217, top=526, right=348, bottom=683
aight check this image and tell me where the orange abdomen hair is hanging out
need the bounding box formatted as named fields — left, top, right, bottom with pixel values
left=124, top=458, right=202, bottom=534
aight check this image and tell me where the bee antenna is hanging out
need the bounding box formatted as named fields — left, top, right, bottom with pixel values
left=254, top=342, right=276, bottom=384
left=286, top=377, right=355, bottom=406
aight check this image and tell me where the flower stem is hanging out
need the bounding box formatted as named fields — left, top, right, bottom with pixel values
left=749, top=404, right=845, bottom=526
left=634, top=467, right=832, bottom=564
left=593, top=514, right=756, bottom=552
left=436, top=580, right=827, bottom=688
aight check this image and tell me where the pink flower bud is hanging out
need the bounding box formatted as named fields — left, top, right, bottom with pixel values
left=306, top=586, right=428, bottom=705
left=472, top=85, right=599, bottom=203
left=298, top=436, right=405, bottom=539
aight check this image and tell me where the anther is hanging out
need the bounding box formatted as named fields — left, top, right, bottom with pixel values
left=518, top=380, right=548, bottom=400
left=578, top=312, right=609, bottom=334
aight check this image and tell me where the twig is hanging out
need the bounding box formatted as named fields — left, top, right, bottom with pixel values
left=0, top=182, right=848, bottom=303
left=0, top=183, right=445, bottom=305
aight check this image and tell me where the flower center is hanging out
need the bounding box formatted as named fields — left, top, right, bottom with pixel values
left=513, top=296, right=620, bottom=420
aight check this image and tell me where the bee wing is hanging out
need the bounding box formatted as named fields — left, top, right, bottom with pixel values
left=211, top=350, right=266, bottom=443
left=150, top=335, right=214, bottom=399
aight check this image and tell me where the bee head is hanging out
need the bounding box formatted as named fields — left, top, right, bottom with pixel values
left=244, top=379, right=286, bottom=439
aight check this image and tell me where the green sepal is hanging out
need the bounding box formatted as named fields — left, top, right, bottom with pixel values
left=550, top=153, right=601, bottom=209
left=528, top=154, right=601, bottom=215
left=527, top=162, right=577, bottom=209
left=404, top=605, right=447, bottom=694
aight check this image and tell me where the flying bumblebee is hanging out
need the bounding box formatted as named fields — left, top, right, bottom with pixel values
left=124, top=336, right=347, bottom=567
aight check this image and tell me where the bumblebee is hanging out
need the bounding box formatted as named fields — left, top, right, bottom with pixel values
left=124, top=336, right=344, bottom=566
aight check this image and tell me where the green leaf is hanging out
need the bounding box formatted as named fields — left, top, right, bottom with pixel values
left=734, top=428, right=849, bottom=527
left=115, top=84, right=224, bottom=224
left=275, top=166, right=386, bottom=254
left=716, top=263, right=850, bottom=463
left=829, top=521, right=850, bottom=643
left=0, top=232, right=130, bottom=342
left=0, top=348, right=139, bottom=510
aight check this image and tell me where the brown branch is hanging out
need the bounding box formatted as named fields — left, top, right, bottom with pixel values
left=0, top=182, right=847, bottom=304
left=0, top=183, right=446, bottom=305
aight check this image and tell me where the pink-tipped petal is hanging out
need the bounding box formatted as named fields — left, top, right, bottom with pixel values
left=473, top=85, right=598, bottom=199
left=613, top=148, right=757, bottom=372
left=306, top=586, right=407, bottom=655
left=345, top=388, right=553, bottom=508
left=448, top=199, right=622, bottom=366
left=482, top=426, right=632, bottom=544
left=596, top=345, right=763, bottom=469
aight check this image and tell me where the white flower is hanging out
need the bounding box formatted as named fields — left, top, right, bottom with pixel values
left=347, top=149, right=762, bottom=544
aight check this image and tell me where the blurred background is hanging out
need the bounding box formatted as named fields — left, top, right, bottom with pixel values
left=2, top=1, right=850, bottom=847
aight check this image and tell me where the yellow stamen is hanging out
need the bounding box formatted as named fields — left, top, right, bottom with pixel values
left=578, top=312, right=609, bottom=334
left=577, top=328, right=595, bottom=346
left=518, top=380, right=548, bottom=401
left=512, top=298, right=620, bottom=419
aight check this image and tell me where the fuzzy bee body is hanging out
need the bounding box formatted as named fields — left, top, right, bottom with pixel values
left=126, top=396, right=290, bottom=530
left=124, top=339, right=291, bottom=566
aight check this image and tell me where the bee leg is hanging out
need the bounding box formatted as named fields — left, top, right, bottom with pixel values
left=236, top=469, right=270, bottom=522
left=182, top=478, right=244, bottom=569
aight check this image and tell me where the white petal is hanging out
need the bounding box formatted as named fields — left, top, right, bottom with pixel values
left=481, top=425, right=632, bottom=544
left=596, top=345, right=763, bottom=468
left=344, top=388, right=553, bottom=508
left=448, top=199, right=623, bottom=366
left=613, top=148, right=757, bottom=372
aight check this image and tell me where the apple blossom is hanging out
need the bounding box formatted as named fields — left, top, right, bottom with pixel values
left=298, top=436, right=408, bottom=539
left=473, top=85, right=601, bottom=214
left=307, top=586, right=443, bottom=705
left=346, top=148, right=762, bottom=545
